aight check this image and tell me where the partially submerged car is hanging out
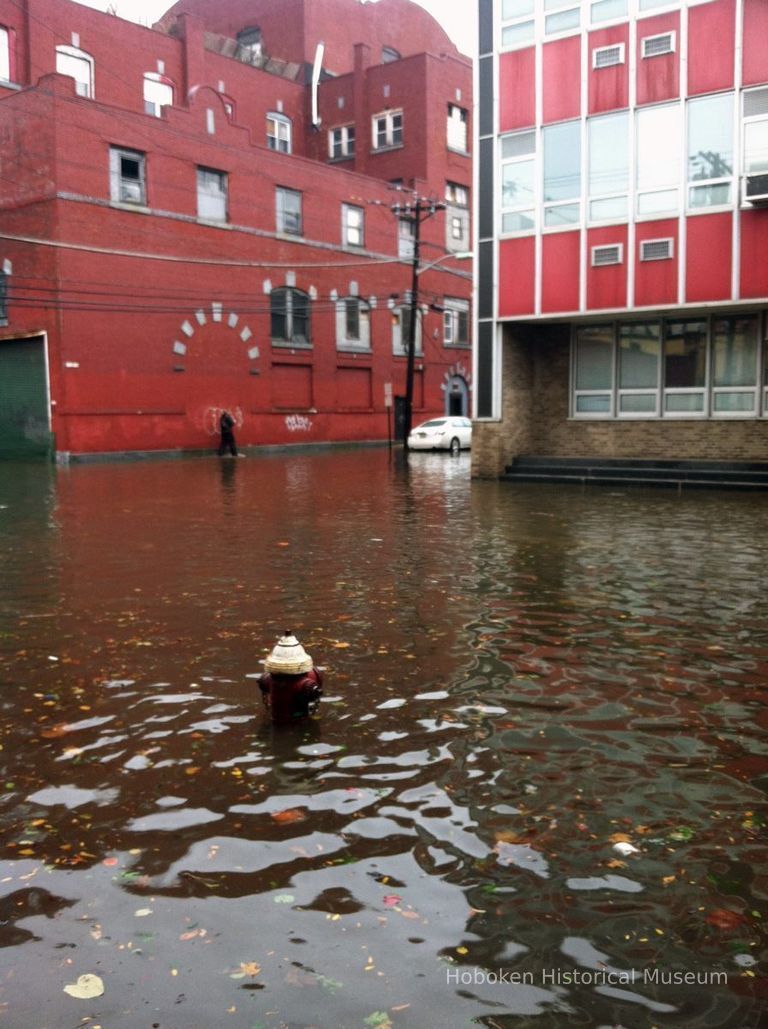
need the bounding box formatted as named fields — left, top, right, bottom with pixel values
left=407, top=416, right=472, bottom=454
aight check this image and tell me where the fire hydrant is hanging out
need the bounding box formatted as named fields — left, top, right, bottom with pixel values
left=257, top=631, right=324, bottom=724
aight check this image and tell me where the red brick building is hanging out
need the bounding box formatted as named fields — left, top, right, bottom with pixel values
left=0, top=0, right=472, bottom=458
left=474, top=0, right=768, bottom=484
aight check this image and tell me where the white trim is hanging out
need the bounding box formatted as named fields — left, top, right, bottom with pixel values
left=678, top=11, right=687, bottom=305
left=732, top=0, right=743, bottom=301
left=591, top=243, right=624, bottom=266
left=640, top=31, right=677, bottom=60
left=640, top=237, right=675, bottom=261
left=592, top=43, right=625, bottom=69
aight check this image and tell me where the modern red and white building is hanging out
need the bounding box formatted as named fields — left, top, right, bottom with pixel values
left=0, top=0, right=472, bottom=458
left=473, top=0, right=768, bottom=480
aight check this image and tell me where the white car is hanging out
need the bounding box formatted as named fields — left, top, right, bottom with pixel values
left=407, top=416, right=472, bottom=453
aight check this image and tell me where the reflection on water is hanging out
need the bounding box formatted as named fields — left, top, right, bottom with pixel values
left=0, top=451, right=766, bottom=1028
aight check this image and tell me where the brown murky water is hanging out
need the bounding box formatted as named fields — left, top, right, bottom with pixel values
left=0, top=450, right=766, bottom=1029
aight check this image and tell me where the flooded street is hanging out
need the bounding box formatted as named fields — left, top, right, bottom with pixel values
left=0, top=449, right=766, bottom=1029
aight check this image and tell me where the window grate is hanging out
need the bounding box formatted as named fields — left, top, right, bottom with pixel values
left=744, top=87, right=768, bottom=118
left=592, top=244, right=623, bottom=267
left=642, top=32, right=675, bottom=58
left=593, top=44, right=624, bottom=69
left=640, top=238, right=674, bottom=261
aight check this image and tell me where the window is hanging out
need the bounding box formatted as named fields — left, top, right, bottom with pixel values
left=382, top=46, right=400, bottom=63
left=618, top=323, right=660, bottom=415
left=591, top=0, right=628, bottom=23
left=500, top=130, right=536, bottom=233
left=664, top=321, right=707, bottom=414
left=197, top=167, right=227, bottom=222
left=0, top=269, right=7, bottom=325
left=636, top=103, right=681, bottom=216
left=144, top=73, right=173, bottom=116
left=392, top=304, right=422, bottom=357
left=712, top=316, right=758, bottom=414
left=639, top=0, right=673, bottom=9
left=56, top=45, right=93, bottom=97
left=501, top=0, right=534, bottom=48
left=372, top=110, right=403, bottom=149
left=0, top=27, right=10, bottom=83
left=447, top=105, right=468, bottom=152
left=445, top=182, right=469, bottom=207
left=443, top=299, right=470, bottom=346
left=236, top=27, right=262, bottom=63
left=398, top=217, right=415, bottom=259
left=336, top=297, right=371, bottom=349
left=276, top=187, right=302, bottom=235
left=572, top=316, right=764, bottom=420
left=342, top=204, right=364, bottom=247
left=687, top=92, right=733, bottom=208
left=743, top=88, right=768, bottom=183
left=329, top=125, right=355, bottom=160
left=110, top=147, right=146, bottom=205
left=271, top=287, right=310, bottom=344
left=267, top=113, right=292, bottom=153
left=545, top=0, right=581, bottom=36
left=588, top=111, right=629, bottom=221
left=543, top=120, right=580, bottom=226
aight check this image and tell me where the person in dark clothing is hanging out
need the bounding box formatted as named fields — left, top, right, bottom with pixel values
left=218, top=410, right=238, bottom=456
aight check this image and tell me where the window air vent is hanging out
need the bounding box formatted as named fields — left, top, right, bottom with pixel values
left=743, top=87, right=768, bottom=118
left=641, top=32, right=675, bottom=58
left=591, top=244, right=623, bottom=267
left=593, top=44, right=625, bottom=69
left=745, top=173, right=768, bottom=206
left=640, top=238, right=674, bottom=262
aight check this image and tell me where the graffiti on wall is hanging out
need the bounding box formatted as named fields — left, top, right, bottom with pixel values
left=285, top=415, right=313, bottom=432
left=202, top=406, right=244, bottom=436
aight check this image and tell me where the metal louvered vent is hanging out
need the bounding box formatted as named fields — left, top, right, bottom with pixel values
left=593, top=44, right=624, bottom=69
left=640, top=238, right=674, bottom=262
left=591, top=244, right=623, bottom=267
left=642, top=32, right=675, bottom=58
left=744, top=87, right=768, bottom=118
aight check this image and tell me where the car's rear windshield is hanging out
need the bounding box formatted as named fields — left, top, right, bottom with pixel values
left=420, top=419, right=447, bottom=428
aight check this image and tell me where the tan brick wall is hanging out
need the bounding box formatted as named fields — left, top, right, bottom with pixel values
left=472, top=322, right=768, bottom=477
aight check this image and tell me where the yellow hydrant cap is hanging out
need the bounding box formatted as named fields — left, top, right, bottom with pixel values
left=264, top=632, right=314, bottom=674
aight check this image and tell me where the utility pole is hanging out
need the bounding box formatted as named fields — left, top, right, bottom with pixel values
left=391, top=193, right=444, bottom=450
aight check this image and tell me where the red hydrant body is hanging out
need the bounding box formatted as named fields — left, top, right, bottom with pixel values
left=257, top=632, right=324, bottom=724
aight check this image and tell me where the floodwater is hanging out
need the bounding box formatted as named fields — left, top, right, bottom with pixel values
left=0, top=449, right=766, bottom=1029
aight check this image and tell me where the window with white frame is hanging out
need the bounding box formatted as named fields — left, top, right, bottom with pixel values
left=687, top=92, right=733, bottom=209
left=588, top=111, right=629, bottom=222
left=447, top=104, right=468, bottom=152
left=109, top=147, right=146, bottom=206
left=372, top=110, right=403, bottom=150
left=267, top=112, right=292, bottom=153
left=56, top=45, right=93, bottom=97
left=763, top=329, right=768, bottom=415
left=143, top=73, right=173, bottom=116
left=573, top=316, right=764, bottom=420
left=197, top=167, right=227, bottom=222
left=382, top=46, right=400, bottom=63
left=342, top=203, right=364, bottom=247
left=271, top=287, right=310, bottom=344
left=639, top=0, right=675, bottom=9
left=590, top=0, right=628, bottom=24
left=500, top=130, right=536, bottom=233
left=276, top=187, right=302, bottom=235
left=443, top=299, right=470, bottom=346
left=329, top=124, right=355, bottom=160
left=449, top=212, right=468, bottom=243
left=0, top=27, right=10, bottom=83
left=392, top=303, right=422, bottom=357
left=398, top=217, right=415, bottom=259
left=592, top=43, right=625, bottom=69
left=336, top=297, right=371, bottom=349
left=545, top=0, right=580, bottom=36
left=445, top=182, right=469, bottom=207
left=743, top=88, right=768, bottom=181
left=641, top=31, right=676, bottom=59
left=636, top=103, right=681, bottom=216
left=543, top=119, right=580, bottom=227
left=501, top=0, right=534, bottom=49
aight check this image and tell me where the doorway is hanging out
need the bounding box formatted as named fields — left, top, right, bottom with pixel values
left=445, top=375, right=469, bottom=417
left=0, top=336, right=52, bottom=458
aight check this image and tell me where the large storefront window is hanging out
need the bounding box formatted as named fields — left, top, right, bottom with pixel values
left=571, top=316, right=766, bottom=419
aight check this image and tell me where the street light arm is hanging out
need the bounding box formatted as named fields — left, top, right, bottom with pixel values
left=416, top=251, right=474, bottom=276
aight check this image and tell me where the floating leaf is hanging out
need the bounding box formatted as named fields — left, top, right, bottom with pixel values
left=134, top=908, right=153, bottom=917
left=239, top=961, right=261, bottom=977
left=363, top=1013, right=392, bottom=1029
left=273, top=894, right=295, bottom=904
left=271, top=808, right=306, bottom=824
left=382, top=895, right=401, bottom=907
left=63, top=974, right=105, bottom=1000
left=668, top=826, right=695, bottom=842
left=706, top=909, right=747, bottom=931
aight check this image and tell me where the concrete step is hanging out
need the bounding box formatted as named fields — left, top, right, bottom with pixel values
left=502, top=457, right=768, bottom=490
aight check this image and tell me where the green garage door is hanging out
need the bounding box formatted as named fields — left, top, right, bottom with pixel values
left=0, top=337, right=52, bottom=458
